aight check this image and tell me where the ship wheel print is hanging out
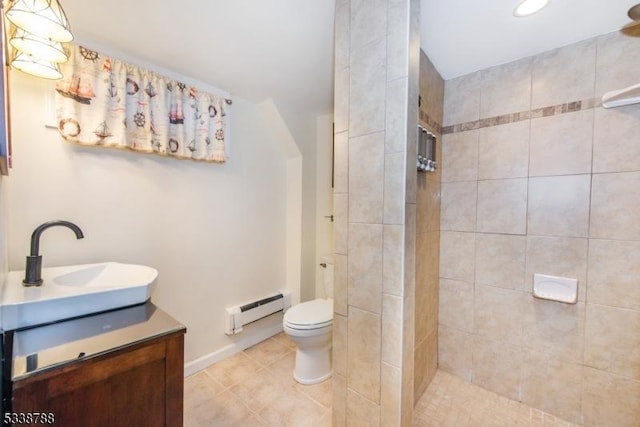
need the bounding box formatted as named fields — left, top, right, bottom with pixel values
left=80, top=46, right=99, bottom=62
left=134, top=112, right=146, bottom=128
left=168, top=138, right=179, bottom=153
left=215, top=129, right=224, bottom=141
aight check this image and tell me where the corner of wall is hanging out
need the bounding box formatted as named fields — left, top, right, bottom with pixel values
left=258, top=99, right=303, bottom=305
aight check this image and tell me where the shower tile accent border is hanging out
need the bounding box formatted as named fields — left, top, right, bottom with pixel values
left=419, top=108, right=443, bottom=135
left=442, top=97, right=599, bottom=135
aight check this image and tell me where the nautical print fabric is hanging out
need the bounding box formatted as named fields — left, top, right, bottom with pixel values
left=56, top=45, right=230, bottom=163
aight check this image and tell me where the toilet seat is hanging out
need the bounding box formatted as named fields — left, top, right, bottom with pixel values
left=284, top=299, right=332, bottom=330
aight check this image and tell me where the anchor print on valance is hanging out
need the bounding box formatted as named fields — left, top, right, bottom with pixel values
left=56, top=45, right=231, bottom=163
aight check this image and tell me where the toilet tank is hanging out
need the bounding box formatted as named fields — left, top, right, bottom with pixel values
left=320, top=255, right=334, bottom=299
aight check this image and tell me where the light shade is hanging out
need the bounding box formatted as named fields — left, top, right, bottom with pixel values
left=6, top=0, right=73, bottom=42
left=513, top=0, right=550, bottom=17
left=9, top=28, right=68, bottom=62
left=11, top=50, right=62, bottom=79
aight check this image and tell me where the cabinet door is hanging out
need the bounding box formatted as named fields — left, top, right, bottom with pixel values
left=12, top=334, right=184, bottom=427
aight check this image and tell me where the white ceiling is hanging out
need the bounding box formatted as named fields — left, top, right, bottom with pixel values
left=422, top=0, right=640, bottom=80
left=60, top=0, right=639, bottom=120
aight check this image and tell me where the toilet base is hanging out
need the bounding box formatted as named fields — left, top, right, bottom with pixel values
left=293, top=345, right=332, bottom=385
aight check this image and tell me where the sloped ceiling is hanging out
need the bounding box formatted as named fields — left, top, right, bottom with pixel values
left=61, top=0, right=638, bottom=120
left=61, top=0, right=335, bottom=117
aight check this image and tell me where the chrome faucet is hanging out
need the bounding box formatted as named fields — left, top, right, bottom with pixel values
left=23, top=220, right=84, bottom=286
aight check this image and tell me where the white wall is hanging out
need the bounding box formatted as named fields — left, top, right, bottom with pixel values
left=5, top=71, right=290, bottom=363
left=315, top=113, right=334, bottom=298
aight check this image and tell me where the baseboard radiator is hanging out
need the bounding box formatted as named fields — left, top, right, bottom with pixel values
left=225, top=290, right=291, bottom=335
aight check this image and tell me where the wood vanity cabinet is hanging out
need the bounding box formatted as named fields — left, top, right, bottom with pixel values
left=4, top=304, right=186, bottom=427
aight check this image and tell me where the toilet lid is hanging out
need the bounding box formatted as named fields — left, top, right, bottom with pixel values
left=284, top=299, right=333, bottom=328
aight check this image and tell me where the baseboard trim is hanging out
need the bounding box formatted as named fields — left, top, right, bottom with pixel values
left=183, top=323, right=283, bottom=377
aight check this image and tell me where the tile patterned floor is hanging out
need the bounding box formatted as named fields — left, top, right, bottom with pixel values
left=185, top=336, right=580, bottom=426
left=414, top=371, right=582, bottom=427
left=184, top=332, right=332, bottom=426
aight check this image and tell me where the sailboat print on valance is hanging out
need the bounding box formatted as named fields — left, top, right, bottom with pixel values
left=56, top=45, right=230, bottom=163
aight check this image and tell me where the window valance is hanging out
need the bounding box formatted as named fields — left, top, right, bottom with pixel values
left=55, top=45, right=230, bottom=163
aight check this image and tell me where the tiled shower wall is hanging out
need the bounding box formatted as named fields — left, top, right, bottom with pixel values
left=414, top=50, right=443, bottom=402
left=332, top=0, right=420, bottom=425
left=438, top=27, right=640, bottom=426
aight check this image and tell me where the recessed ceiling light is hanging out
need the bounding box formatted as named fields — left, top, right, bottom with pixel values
left=513, top=0, right=550, bottom=17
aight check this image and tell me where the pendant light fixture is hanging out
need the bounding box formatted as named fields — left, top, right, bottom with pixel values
left=5, top=0, right=73, bottom=42
left=10, top=49, right=62, bottom=79
left=9, top=27, right=67, bottom=62
left=3, top=0, right=73, bottom=80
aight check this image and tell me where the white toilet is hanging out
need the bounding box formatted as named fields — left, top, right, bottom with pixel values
left=283, top=255, right=333, bottom=385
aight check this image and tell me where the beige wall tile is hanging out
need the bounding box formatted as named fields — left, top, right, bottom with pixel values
left=383, top=225, right=404, bottom=296
left=438, top=279, right=474, bottom=333
left=348, top=307, right=382, bottom=403
left=440, top=181, right=477, bottom=232
left=438, top=326, right=473, bottom=381
left=531, top=38, right=597, bottom=109
left=525, top=236, right=588, bottom=301
left=476, top=178, right=528, bottom=235
left=333, top=373, right=347, bottom=427
left=478, top=121, right=530, bottom=180
left=346, top=389, right=381, bottom=426
left=387, top=0, right=409, bottom=81
left=527, top=175, right=591, bottom=238
left=441, top=130, right=479, bottom=182
left=472, top=336, right=522, bottom=401
left=529, top=110, right=594, bottom=177
left=439, top=231, right=475, bottom=282
left=419, top=50, right=445, bottom=126
left=334, top=131, right=349, bottom=194
left=593, top=106, right=640, bottom=173
left=414, top=271, right=429, bottom=340
left=583, top=366, right=640, bottom=427
left=349, top=132, right=385, bottom=223
left=413, top=336, right=429, bottom=401
left=384, top=152, right=406, bottom=224
left=474, top=284, right=524, bottom=345
left=350, top=0, right=387, bottom=50
left=333, top=314, right=348, bottom=376
left=414, top=331, right=437, bottom=402
left=381, top=362, right=402, bottom=427
left=415, top=231, right=440, bottom=294
left=405, top=143, right=417, bottom=206
left=584, top=303, right=640, bottom=381
left=350, top=39, right=387, bottom=137
left=591, top=171, right=640, bottom=240
left=385, top=77, right=409, bottom=154
left=334, top=193, right=348, bottom=255
left=521, top=352, right=583, bottom=424
left=404, top=204, right=417, bottom=298
left=588, top=239, right=640, bottom=310
left=595, top=25, right=640, bottom=98
left=480, top=57, right=532, bottom=119
left=382, top=294, right=403, bottom=367
left=334, top=254, right=348, bottom=315
left=416, top=174, right=441, bottom=234
left=348, top=223, right=383, bottom=314
left=424, top=328, right=438, bottom=389
left=475, top=233, right=526, bottom=290
left=444, top=72, right=481, bottom=126
left=335, top=68, right=349, bottom=133
left=522, top=299, right=585, bottom=364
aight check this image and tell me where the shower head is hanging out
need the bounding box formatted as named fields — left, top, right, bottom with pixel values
left=629, top=3, right=640, bottom=21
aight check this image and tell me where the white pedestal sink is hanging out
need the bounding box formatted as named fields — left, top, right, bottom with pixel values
left=2, top=262, right=158, bottom=331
